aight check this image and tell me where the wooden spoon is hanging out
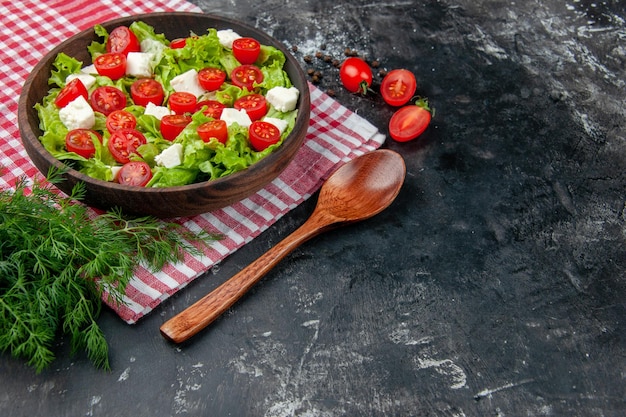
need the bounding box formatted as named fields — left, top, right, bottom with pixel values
left=160, top=149, right=406, bottom=343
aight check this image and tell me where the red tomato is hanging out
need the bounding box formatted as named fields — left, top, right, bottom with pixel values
left=131, top=78, right=164, bottom=107
left=54, top=78, right=88, bottom=108
left=248, top=121, right=281, bottom=151
left=116, top=161, right=153, bottom=187
left=339, top=57, right=372, bottom=94
left=231, top=65, right=264, bottom=90
left=94, top=52, right=126, bottom=80
left=232, top=37, right=261, bottom=64
left=168, top=92, right=197, bottom=114
left=380, top=69, right=417, bottom=107
left=388, top=98, right=432, bottom=142
left=197, top=120, right=228, bottom=144
left=169, top=36, right=198, bottom=49
left=107, top=128, right=146, bottom=163
left=160, top=114, right=192, bottom=141
left=65, top=129, right=101, bottom=159
left=198, top=67, right=226, bottom=91
left=106, top=110, right=137, bottom=133
left=90, top=86, right=127, bottom=116
left=106, top=26, right=140, bottom=56
left=234, top=94, right=267, bottom=121
left=169, top=38, right=187, bottom=49
left=196, top=100, right=225, bottom=119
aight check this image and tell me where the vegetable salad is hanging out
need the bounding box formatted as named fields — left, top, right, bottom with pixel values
left=35, top=21, right=300, bottom=187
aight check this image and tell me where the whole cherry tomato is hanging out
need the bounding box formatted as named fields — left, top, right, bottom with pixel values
left=388, top=98, right=432, bottom=142
left=380, top=69, right=417, bottom=107
left=339, top=57, right=372, bottom=94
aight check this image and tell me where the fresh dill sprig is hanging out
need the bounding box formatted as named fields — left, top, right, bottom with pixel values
left=0, top=169, right=219, bottom=372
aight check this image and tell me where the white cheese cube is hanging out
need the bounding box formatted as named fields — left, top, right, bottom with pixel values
left=170, top=68, right=206, bottom=97
left=217, top=29, right=241, bottom=49
left=155, top=143, right=183, bottom=168
left=263, top=117, right=288, bottom=134
left=220, top=108, right=252, bottom=128
left=59, top=96, right=95, bottom=130
left=110, top=165, right=122, bottom=180
left=140, top=38, right=165, bottom=56
left=144, top=102, right=172, bottom=120
left=265, top=86, right=299, bottom=112
left=125, top=52, right=153, bottom=77
left=66, top=72, right=96, bottom=90
left=81, top=64, right=97, bottom=75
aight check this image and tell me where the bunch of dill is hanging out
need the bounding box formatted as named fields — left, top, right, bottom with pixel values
left=0, top=169, right=218, bottom=372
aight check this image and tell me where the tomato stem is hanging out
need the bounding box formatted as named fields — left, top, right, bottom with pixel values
left=414, top=96, right=435, bottom=116
left=358, top=80, right=370, bottom=96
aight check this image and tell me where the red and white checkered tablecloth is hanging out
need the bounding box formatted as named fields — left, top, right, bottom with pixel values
left=0, top=0, right=385, bottom=323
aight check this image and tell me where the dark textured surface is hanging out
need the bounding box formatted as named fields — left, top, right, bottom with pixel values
left=2, top=1, right=625, bottom=416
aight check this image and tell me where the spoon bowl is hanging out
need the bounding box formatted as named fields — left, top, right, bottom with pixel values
left=160, top=149, right=406, bottom=343
left=316, top=149, right=406, bottom=223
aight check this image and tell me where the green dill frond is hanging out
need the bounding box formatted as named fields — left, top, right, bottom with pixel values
left=0, top=174, right=221, bottom=372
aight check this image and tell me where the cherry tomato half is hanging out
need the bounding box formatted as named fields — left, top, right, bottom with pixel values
left=339, top=57, right=372, bottom=94
left=198, top=67, right=226, bottom=91
left=106, top=26, right=140, bottom=56
left=160, top=114, right=192, bottom=141
left=90, top=86, right=127, bottom=116
left=116, top=161, right=153, bottom=187
left=131, top=78, right=164, bottom=107
left=232, top=37, right=261, bottom=65
left=234, top=94, right=267, bottom=121
left=169, top=36, right=198, bottom=49
left=231, top=65, right=264, bottom=90
left=54, top=78, right=88, bottom=108
left=65, top=129, right=101, bottom=159
left=94, top=52, right=126, bottom=80
left=196, top=100, right=225, bottom=119
left=168, top=92, right=197, bottom=114
left=169, top=38, right=188, bottom=49
left=248, top=121, right=281, bottom=151
left=380, top=69, right=417, bottom=107
left=107, top=128, right=146, bottom=164
left=197, top=119, right=228, bottom=144
left=388, top=99, right=432, bottom=142
left=106, top=110, right=137, bottom=133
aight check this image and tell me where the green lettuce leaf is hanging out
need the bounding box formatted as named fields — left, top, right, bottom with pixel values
left=49, top=53, right=83, bottom=88
left=87, top=24, right=108, bottom=59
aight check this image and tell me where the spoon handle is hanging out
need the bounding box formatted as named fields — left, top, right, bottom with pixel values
left=160, top=212, right=337, bottom=343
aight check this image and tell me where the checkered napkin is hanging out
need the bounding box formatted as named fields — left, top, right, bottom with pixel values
left=0, top=0, right=386, bottom=324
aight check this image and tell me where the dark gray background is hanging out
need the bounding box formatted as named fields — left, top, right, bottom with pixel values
left=2, top=0, right=625, bottom=416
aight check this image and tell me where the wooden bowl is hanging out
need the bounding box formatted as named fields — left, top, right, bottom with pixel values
left=18, top=12, right=310, bottom=218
